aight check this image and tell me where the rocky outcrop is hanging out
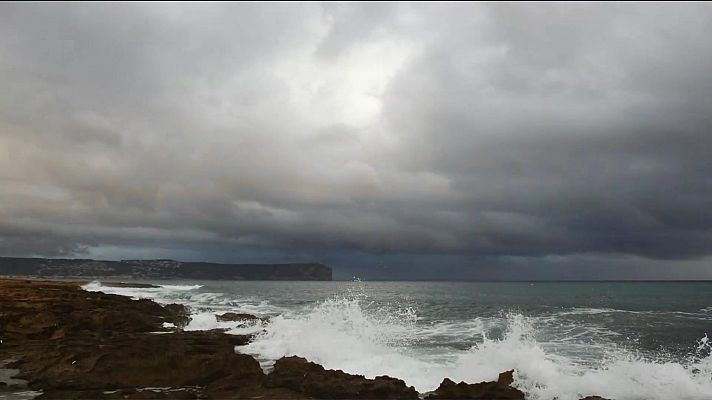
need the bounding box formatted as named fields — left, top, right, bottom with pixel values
left=216, top=312, right=261, bottom=322
left=0, top=278, right=611, bottom=400
left=425, top=370, right=525, bottom=400
left=17, top=331, right=263, bottom=391
left=0, top=279, right=264, bottom=399
left=264, top=356, right=419, bottom=399
left=0, top=279, right=189, bottom=341
left=0, top=279, right=416, bottom=399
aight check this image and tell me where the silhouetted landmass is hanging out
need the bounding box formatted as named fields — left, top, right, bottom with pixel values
left=0, top=257, right=332, bottom=281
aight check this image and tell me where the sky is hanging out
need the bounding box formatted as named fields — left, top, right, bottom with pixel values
left=1, top=2, right=712, bottom=280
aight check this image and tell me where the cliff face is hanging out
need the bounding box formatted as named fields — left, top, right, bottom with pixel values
left=0, top=257, right=332, bottom=281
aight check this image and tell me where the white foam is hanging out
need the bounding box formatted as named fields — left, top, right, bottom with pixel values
left=184, top=312, right=220, bottom=331
left=0, top=391, right=43, bottom=400
left=245, top=298, right=712, bottom=399
left=243, top=295, right=442, bottom=388
left=446, top=315, right=712, bottom=400
left=81, top=280, right=108, bottom=293
left=556, top=307, right=628, bottom=315
left=82, top=281, right=203, bottom=304
left=158, top=284, right=203, bottom=291
left=181, top=311, right=260, bottom=331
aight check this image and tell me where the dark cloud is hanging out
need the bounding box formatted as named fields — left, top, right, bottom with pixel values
left=1, top=3, right=712, bottom=279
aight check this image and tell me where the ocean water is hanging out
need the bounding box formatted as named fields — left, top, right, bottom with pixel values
left=83, top=281, right=712, bottom=400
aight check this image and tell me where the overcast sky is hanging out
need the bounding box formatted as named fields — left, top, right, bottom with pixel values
left=1, top=2, right=712, bottom=280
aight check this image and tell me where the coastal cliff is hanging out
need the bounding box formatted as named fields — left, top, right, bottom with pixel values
left=0, top=257, right=332, bottom=281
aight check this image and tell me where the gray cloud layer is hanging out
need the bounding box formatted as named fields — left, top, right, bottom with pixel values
left=1, top=3, right=712, bottom=279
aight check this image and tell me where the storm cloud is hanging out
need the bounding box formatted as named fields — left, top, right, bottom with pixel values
left=1, top=2, right=712, bottom=279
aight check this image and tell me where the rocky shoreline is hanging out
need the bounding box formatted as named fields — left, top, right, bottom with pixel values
left=0, top=279, right=608, bottom=399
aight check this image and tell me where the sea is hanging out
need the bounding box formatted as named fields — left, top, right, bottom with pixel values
left=83, top=280, right=712, bottom=400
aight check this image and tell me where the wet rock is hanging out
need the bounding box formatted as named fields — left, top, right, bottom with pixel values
left=0, top=360, right=28, bottom=389
left=49, top=328, right=66, bottom=340
left=226, top=333, right=254, bottom=346
left=0, top=279, right=263, bottom=399
left=216, top=312, right=260, bottom=322
left=36, top=387, right=203, bottom=399
left=264, top=356, right=419, bottom=399
left=15, top=331, right=264, bottom=391
left=425, top=370, right=525, bottom=400
left=0, top=279, right=187, bottom=341
left=163, top=303, right=191, bottom=328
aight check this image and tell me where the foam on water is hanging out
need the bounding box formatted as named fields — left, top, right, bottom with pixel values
left=82, top=281, right=712, bottom=400
left=158, top=284, right=203, bottom=291
left=82, top=281, right=203, bottom=303
left=556, top=307, right=634, bottom=315
left=243, top=294, right=441, bottom=387
left=245, top=298, right=712, bottom=399
left=447, top=316, right=712, bottom=400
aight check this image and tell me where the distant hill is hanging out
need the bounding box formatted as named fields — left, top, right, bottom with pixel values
left=0, top=257, right=332, bottom=281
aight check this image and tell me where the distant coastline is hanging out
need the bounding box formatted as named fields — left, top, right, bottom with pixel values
left=0, top=257, right=331, bottom=281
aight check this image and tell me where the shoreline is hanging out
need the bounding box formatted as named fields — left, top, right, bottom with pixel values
left=0, top=278, right=607, bottom=399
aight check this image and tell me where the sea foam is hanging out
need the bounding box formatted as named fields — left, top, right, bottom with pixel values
left=245, top=297, right=712, bottom=399
left=83, top=281, right=712, bottom=400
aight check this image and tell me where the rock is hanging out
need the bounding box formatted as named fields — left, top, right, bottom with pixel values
left=0, top=279, right=188, bottom=341
left=226, top=334, right=254, bottom=346
left=216, top=312, right=260, bottom=322
left=579, top=397, right=612, bottom=400
left=15, top=331, right=264, bottom=391
left=425, top=370, right=525, bottom=400
left=264, top=356, right=419, bottom=399
left=36, top=387, right=203, bottom=399
left=0, top=279, right=264, bottom=399
left=49, top=328, right=66, bottom=340
left=162, top=303, right=191, bottom=328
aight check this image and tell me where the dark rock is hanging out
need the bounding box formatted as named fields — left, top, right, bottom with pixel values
left=0, top=279, right=263, bottom=399
left=264, top=356, right=419, bottom=399
left=425, top=370, right=525, bottom=400
left=0, top=280, right=186, bottom=341
left=579, top=397, right=612, bottom=400
left=16, top=331, right=264, bottom=390
left=227, top=334, right=254, bottom=346
left=216, top=312, right=260, bottom=322
left=163, top=303, right=191, bottom=328
left=36, top=387, right=203, bottom=399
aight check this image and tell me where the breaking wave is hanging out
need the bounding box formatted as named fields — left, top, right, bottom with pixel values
left=244, top=298, right=712, bottom=399
left=82, top=281, right=712, bottom=400
left=82, top=281, right=203, bottom=301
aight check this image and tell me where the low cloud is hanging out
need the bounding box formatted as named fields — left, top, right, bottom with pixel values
left=1, top=3, right=712, bottom=278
